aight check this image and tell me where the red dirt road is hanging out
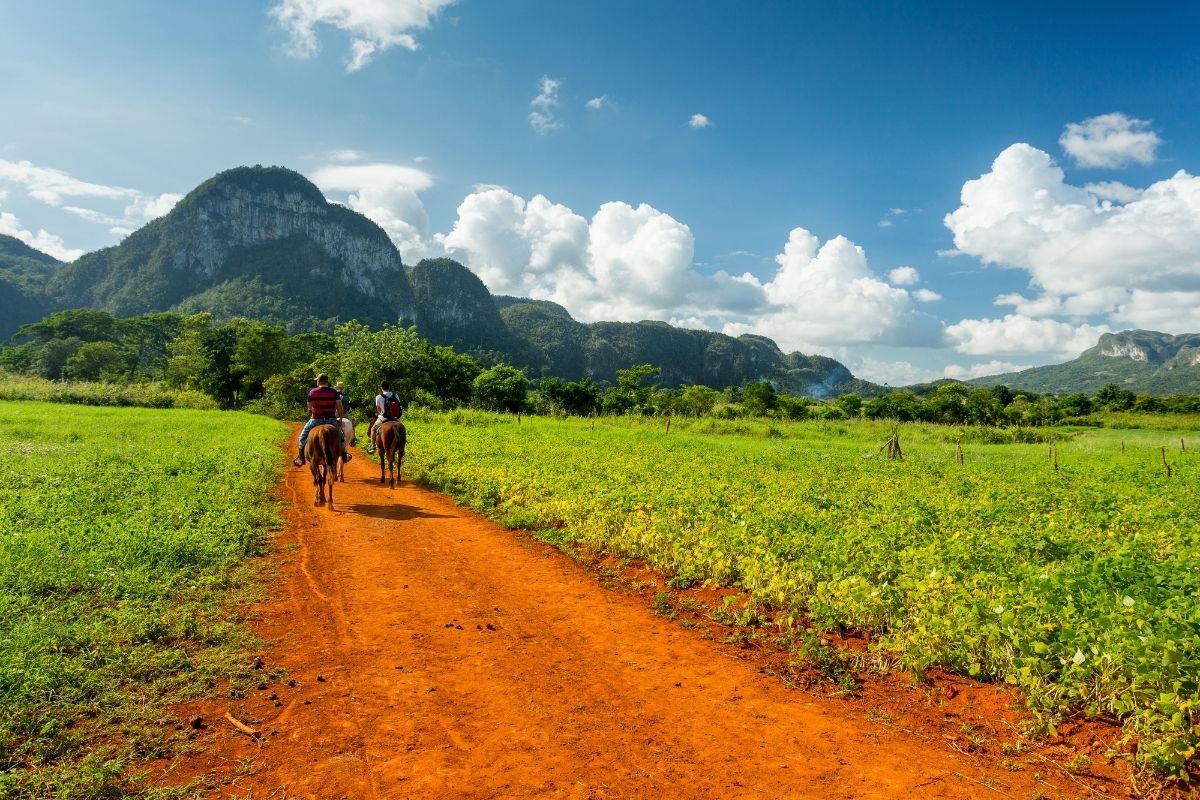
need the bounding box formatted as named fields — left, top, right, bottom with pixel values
left=161, top=444, right=1117, bottom=799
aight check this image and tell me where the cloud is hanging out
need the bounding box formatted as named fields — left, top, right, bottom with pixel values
left=913, top=288, right=942, bottom=302
left=888, top=266, right=920, bottom=285
left=311, top=162, right=435, bottom=260
left=688, top=113, right=712, bottom=129
left=877, top=207, right=907, bottom=228
left=942, top=360, right=1031, bottom=380
left=852, top=358, right=942, bottom=386
left=0, top=159, right=138, bottom=206
left=721, top=229, right=944, bottom=352
left=530, top=75, right=561, bottom=134
left=945, top=314, right=1109, bottom=358
left=585, top=96, right=608, bottom=110
left=945, top=142, right=1200, bottom=332
left=0, top=210, right=83, bottom=261
left=1084, top=181, right=1141, bottom=203
left=1059, top=112, right=1162, bottom=168
left=0, top=159, right=181, bottom=236
left=270, top=0, right=454, bottom=72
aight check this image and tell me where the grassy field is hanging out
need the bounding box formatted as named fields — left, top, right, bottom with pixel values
left=0, top=401, right=287, bottom=799
left=402, top=410, right=1200, bottom=776
left=0, top=372, right=219, bottom=410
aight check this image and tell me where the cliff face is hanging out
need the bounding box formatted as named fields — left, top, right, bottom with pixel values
left=49, top=166, right=415, bottom=326
left=971, top=330, right=1200, bottom=394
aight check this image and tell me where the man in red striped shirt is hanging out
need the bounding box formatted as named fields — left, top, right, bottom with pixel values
left=293, top=373, right=352, bottom=467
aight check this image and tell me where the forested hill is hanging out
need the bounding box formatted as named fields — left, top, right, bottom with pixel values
left=970, top=330, right=1200, bottom=394
left=1, top=165, right=870, bottom=396
left=0, top=234, right=61, bottom=338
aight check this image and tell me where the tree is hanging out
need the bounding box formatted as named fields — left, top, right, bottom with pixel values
left=964, top=389, right=1001, bottom=425
left=1095, top=382, right=1135, bottom=411
left=64, top=341, right=129, bottom=381
left=472, top=364, right=528, bottom=412
left=742, top=381, right=778, bottom=416
left=1058, top=393, right=1092, bottom=417
left=679, top=384, right=720, bottom=417
left=230, top=319, right=289, bottom=402
left=834, top=392, right=863, bottom=418
left=538, top=377, right=600, bottom=415
left=863, top=390, right=921, bottom=422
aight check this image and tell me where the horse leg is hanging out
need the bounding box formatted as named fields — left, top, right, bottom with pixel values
left=379, top=440, right=386, bottom=483
left=312, top=462, right=323, bottom=506
left=326, top=461, right=335, bottom=510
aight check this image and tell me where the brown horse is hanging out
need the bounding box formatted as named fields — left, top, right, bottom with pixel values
left=305, top=424, right=343, bottom=508
left=373, top=419, right=407, bottom=488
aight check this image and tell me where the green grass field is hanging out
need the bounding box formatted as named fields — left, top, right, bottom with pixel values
left=402, top=410, right=1200, bottom=776
left=0, top=401, right=286, bottom=799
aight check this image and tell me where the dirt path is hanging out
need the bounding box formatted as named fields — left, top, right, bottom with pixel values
left=160, top=441, right=1117, bottom=799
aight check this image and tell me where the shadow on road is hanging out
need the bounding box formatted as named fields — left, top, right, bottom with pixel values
left=344, top=502, right=454, bottom=521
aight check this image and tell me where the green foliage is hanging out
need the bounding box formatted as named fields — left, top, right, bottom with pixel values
left=404, top=413, right=1200, bottom=777
left=0, top=371, right=218, bottom=410
left=0, top=402, right=285, bottom=796
left=472, top=364, right=529, bottom=413
left=323, top=321, right=482, bottom=411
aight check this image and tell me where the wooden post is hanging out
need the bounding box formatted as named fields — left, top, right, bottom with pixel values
left=1182, top=438, right=1187, bottom=452
left=1051, top=443, right=1058, bottom=471
left=665, top=417, right=671, bottom=434
left=1162, top=447, right=1172, bottom=477
left=1121, top=439, right=1125, bottom=453
left=517, top=412, right=521, bottom=425
left=956, top=442, right=964, bottom=465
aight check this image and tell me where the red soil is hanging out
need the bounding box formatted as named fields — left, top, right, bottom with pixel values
left=154, top=438, right=1135, bottom=799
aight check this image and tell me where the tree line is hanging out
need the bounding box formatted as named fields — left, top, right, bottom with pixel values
left=4, top=308, right=1199, bottom=424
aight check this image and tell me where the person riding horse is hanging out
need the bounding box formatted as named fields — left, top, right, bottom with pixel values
left=294, top=373, right=352, bottom=467
left=366, top=380, right=402, bottom=454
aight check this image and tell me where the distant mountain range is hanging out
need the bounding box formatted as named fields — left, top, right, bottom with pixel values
left=3, top=165, right=1199, bottom=397
left=0, top=166, right=876, bottom=396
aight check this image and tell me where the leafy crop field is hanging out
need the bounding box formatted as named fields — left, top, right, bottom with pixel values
left=0, top=401, right=286, bottom=798
left=403, top=410, right=1200, bottom=776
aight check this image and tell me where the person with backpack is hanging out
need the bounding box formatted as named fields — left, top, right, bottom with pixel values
left=367, top=380, right=403, bottom=454
left=293, top=373, right=352, bottom=467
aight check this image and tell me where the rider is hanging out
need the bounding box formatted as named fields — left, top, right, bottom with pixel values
left=366, top=380, right=402, bottom=453
left=335, top=381, right=355, bottom=445
left=293, top=373, right=352, bottom=467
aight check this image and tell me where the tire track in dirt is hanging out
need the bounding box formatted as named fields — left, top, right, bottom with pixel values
left=158, top=437, right=1111, bottom=799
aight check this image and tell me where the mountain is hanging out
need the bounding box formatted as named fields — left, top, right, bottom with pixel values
left=970, top=330, right=1200, bottom=394
left=48, top=166, right=416, bottom=333
left=0, top=234, right=61, bottom=338
left=3, top=164, right=872, bottom=396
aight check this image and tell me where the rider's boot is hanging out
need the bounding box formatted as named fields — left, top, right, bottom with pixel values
left=293, top=452, right=305, bottom=467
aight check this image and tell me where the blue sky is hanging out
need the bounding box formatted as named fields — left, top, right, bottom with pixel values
left=3, top=1, right=1200, bottom=384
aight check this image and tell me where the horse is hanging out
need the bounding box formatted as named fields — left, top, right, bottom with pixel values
left=336, top=417, right=356, bottom=482
left=373, top=419, right=407, bottom=488
left=305, top=423, right=343, bottom=508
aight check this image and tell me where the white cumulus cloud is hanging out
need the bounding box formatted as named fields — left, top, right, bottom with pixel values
left=270, top=0, right=454, bottom=71
left=913, top=288, right=942, bottom=302
left=530, top=76, right=562, bottom=134
left=1059, top=112, right=1162, bottom=168
left=311, top=162, right=435, bottom=260
left=688, top=113, right=712, bottom=129
left=0, top=210, right=83, bottom=261
left=945, top=314, right=1109, bottom=359
left=888, top=266, right=920, bottom=285
left=586, top=96, right=608, bottom=110
left=721, top=229, right=943, bottom=352
left=942, top=360, right=1031, bottom=380
left=945, top=142, right=1200, bottom=332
